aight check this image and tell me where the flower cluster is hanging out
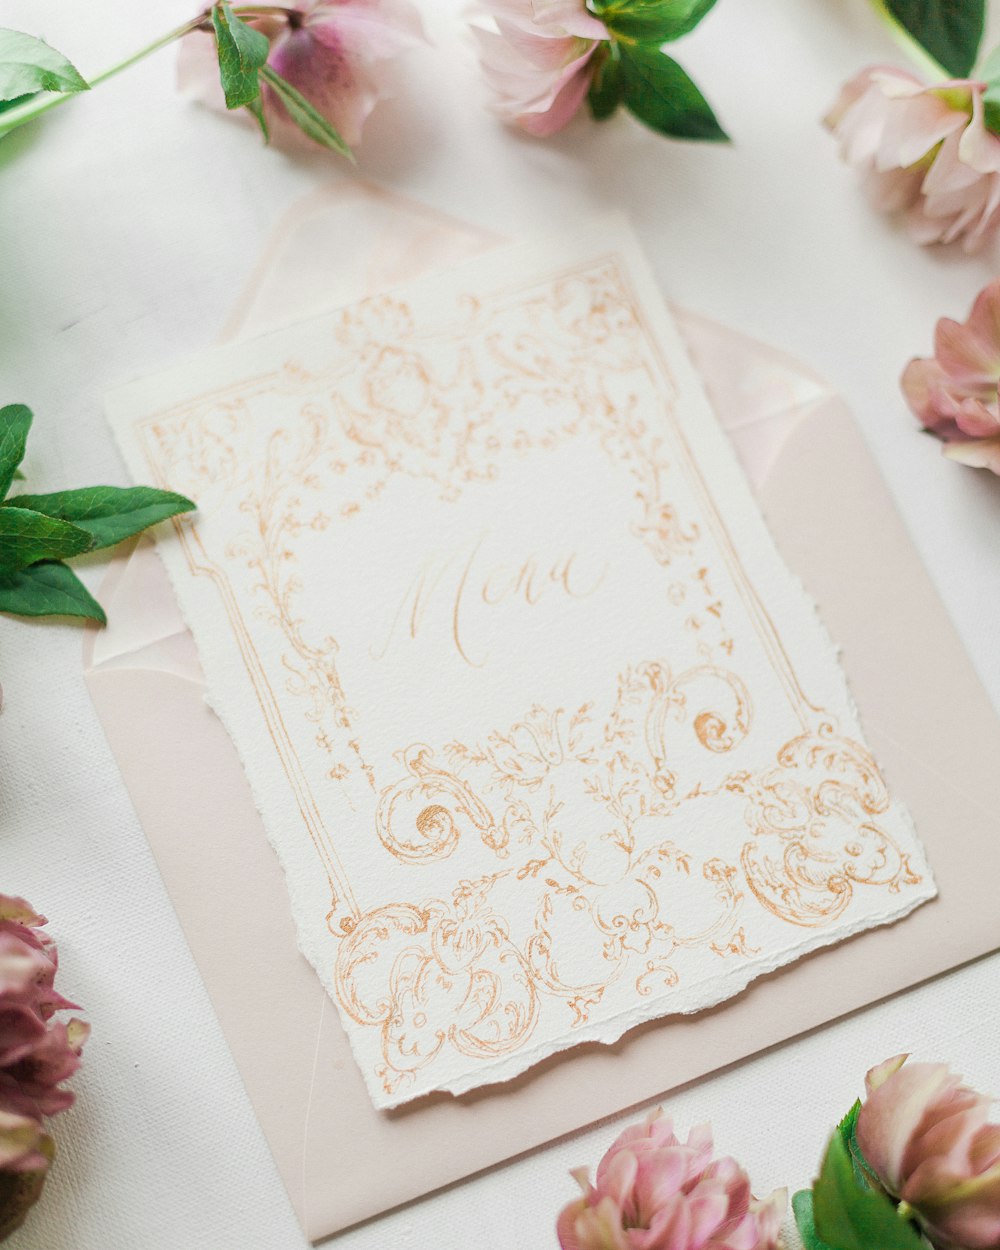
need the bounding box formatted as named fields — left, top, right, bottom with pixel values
left=825, top=67, right=1000, bottom=252
left=178, top=0, right=423, bottom=154
left=471, top=0, right=609, bottom=137
left=556, top=1110, right=784, bottom=1250
left=471, top=0, right=726, bottom=142
left=857, top=1055, right=1000, bottom=1250
left=0, top=895, right=87, bottom=1239
left=902, top=280, right=1000, bottom=474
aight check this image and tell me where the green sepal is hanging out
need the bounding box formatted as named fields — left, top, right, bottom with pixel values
left=588, top=45, right=622, bottom=120
left=0, top=561, right=105, bottom=623
left=211, top=2, right=270, bottom=110
left=245, top=92, right=270, bottom=142
left=592, top=0, right=718, bottom=43
left=618, top=44, right=728, bottom=141
left=259, top=65, right=353, bottom=158
left=879, top=0, right=984, bottom=78
left=812, top=1131, right=927, bottom=1250
left=0, top=29, right=88, bottom=103
left=4, top=485, right=196, bottom=551
left=0, top=506, right=94, bottom=575
left=979, top=45, right=1000, bottom=138
left=0, top=403, right=32, bottom=499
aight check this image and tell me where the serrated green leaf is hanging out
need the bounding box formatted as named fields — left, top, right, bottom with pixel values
left=245, top=92, right=270, bottom=142
left=595, top=0, right=718, bottom=43
left=588, top=45, right=622, bottom=120
left=813, top=1132, right=927, bottom=1250
left=0, top=404, right=32, bottom=499
left=880, top=0, right=983, bottom=78
left=619, top=45, right=728, bottom=141
left=4, top=485, right=196, bottom=551
left=0, top=506, right=94, bottom=573
left=260, top=65, right=353, bottom=157
left=211, top=2, right=269, bottom=110
left=0, top=560, right=105, bottom=623
left=0, top=29, right=88, bottom=103
left=793, top=1190, right=840, bottom=1250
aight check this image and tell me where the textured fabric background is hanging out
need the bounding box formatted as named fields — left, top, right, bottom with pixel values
left=2, top=0, right=999, bottom=1246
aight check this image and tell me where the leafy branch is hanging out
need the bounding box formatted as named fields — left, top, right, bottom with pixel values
left=0, top=405, right=196, bottom=624
left=0, top=4, right=350, bottom=156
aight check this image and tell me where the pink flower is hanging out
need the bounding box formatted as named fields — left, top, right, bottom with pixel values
left=556, top=1109, right=785, bottom=1250
left=471, top=0, right=608, bottom=136
left=856, top=1054, right=1000, bottom=1250
left=0, top=895, right=87, bottom=1237
left=901, top=279, right=1000, bottom=473
left=825, top=66, right=1000, bottom=251
left=178, top=0, right=423, bottom=150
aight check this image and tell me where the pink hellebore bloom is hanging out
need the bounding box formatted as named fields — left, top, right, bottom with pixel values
left=556, top=1110, right=786, bottom=1250
left=825, top=66, right=1000, bottom=251
left=902, top=279, right=1000, bottom=474
left=0, top=895, right=86, bottom=1175
left=179, top=0, right=423, bottom=150
left=472, top=0, right=608, bottom=136
left=856, top=1054, right=1000, bottom=1250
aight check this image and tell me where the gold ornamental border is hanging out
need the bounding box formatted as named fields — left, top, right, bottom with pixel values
left=134, top=252, right=823, bottom=931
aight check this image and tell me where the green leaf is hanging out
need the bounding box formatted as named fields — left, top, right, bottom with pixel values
left=813, top=1132, right=927, bottom=1250
left=0, top=506, right=94, bottom=574
left=0, top=91, right=34, bottom=115
left=4, top=485, right=196, bottom=551
left=588, top=45, right=622, bottom=120
left=211, top=2, right=269, bottom=110
left=0, top=29, right=88, bottom=103
left=0, top=403, right=32, bottom=499
left=880, top=0, right=984, bottom=78
left=0, top=560, right=105, bottom=623
left=618, top=45, right=728, bottom=141
left=594, top=0, right=718, bottom=43
left=260, top=65, right=353, bottom=158
left=245, top=92, right=270, bottom=142
left=980, top=45, right=1000, bottom=137
left=793, top=1190, right=840, bottom=1250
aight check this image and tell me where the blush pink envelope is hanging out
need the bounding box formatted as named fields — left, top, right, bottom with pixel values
left=84, top=185, right=1000, bottom=1242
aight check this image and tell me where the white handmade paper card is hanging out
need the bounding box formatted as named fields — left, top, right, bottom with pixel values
left=107, top=218, right=935, bottom=1109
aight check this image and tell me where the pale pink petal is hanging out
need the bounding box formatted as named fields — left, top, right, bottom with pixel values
left=935, top=313, right=1000, bottom=386
left=857, top=1062, right=955, bottom=1192
left=943, top=434, right=1000, bottom=471
left=517, top=57, right=593, bottom=134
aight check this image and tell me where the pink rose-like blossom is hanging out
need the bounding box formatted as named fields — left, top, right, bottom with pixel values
left=178, top=0, right=423, bottom=150
left=856, top=1054, right=1000, bottom=1249
left=472, top=0, right=608, bottom=136
left=556, top=1110, right=785, bottom=1250
left=902, top=279, right=1000, bottom=474
left=0, top=895, right=87, bottom=1237
left=825, top=66, right=1000, bottom=251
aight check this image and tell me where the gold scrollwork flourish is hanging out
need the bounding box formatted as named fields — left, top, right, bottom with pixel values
left=731, top=725, right=923, bottom=927
left=376, top=745, right=508, bottom=863
left=333, top=879, right=538, bottom=1097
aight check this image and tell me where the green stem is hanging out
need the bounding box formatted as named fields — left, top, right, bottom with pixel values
left=869, top=0, right=951, bottom=79
left=0, top=5, right=295, bottom=138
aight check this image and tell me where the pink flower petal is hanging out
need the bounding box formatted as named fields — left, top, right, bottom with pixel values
left=857, top=1061, right=955, bottom=1193
left=943, top=433, right=1000, bottom=472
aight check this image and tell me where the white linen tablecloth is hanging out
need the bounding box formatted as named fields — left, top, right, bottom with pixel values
left=2, top=1, right=999, bottom=1245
